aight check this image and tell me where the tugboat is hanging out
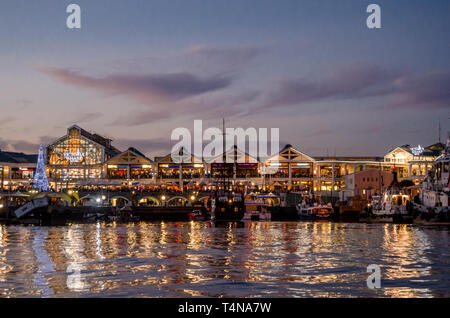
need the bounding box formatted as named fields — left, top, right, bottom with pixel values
left=209, top=192, right=245, bottom=221
left=243, top=193, right=274, bottom=221
left=296, top=196, right=334, bottom=220
left=412, top=133, right=450, bottom=223
left=371, top=168, right=412, bottom=223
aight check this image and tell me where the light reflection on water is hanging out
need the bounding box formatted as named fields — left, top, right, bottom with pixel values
left=0, top=222, right=449, bottom=298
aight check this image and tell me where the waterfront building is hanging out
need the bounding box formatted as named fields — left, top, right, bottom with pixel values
left=0, top=150, right=37, bottom=191
left=105, top=147, right=154, bottom=182
left=383, top=143, right=444, bottom=181
left=312, top=156, right=386, bottom=195
left=1, top=125, right=446, bottom=201
left=46, top=125, right=121, bottom=190
left=155, top=147, right=205, bottom=186
left=263, top=144, right=315, bottom=190
left=341, top=169, right=394, bottom=200
left=209, top=146, right=260, bottom=182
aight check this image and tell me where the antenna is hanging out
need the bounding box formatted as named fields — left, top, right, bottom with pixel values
left=438, top=120, right=441, bottom=143
left=222, top=118, right=226, bottom=162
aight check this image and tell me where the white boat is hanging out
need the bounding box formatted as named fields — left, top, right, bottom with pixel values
left=373, top=191, right=410, bottom=216
left=414, top=133, right=450, bottom=216
left=14, top=197, right=49, bottom=219
left=372, top=171, right=410, bottom=217
left=296, top=202, right=334, bottom=220
left=243, top=194, right=275, bottom=221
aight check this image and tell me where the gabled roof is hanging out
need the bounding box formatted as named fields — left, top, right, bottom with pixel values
left=105, top=147, right=153, bottom=165
left=49, top=125, right=121, bottom=157
left=209, top=145, right=259, bottom=163
left=155, top=147, right=202, bottom=163
left=386, top=143, right=444, bottom=158
left=423, top=143, right=445, bottom=156
left=265, top=144, right=315, bottom=163
left=384, top=146, right=414, bottom=158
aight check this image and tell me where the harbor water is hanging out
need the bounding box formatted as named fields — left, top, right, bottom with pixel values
left=0, top=221, right=449, bottom=297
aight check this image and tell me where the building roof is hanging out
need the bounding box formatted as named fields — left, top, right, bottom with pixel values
left=66, top=125, right=121, bottom=157
left=423, top=143, right=445, bottom=156
left=106, top=147, right=154, bottom=165
left=0, top=150, right=37, bottom=164
left=314, top=156, right=384, bottom=162
left=386, top=142, right=444, bottom=158
left=127, top=147, right=153, bottom=162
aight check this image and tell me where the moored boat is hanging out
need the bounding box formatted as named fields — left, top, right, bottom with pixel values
left=296, top=202, right=334, bottom=220
left=188, top=209, right=207, bottom=221
left=209, top=193, right=245, bottom=221
left=371, top=168, right=411, bottom=223
left=243, top=193, right=276, bottom=221
left=411, top=133, right=450, bottom=223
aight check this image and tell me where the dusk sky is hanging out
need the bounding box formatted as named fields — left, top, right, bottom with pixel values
left=0, top=0, right=449, bottom=158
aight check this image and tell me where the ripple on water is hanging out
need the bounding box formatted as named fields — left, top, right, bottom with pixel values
left=0, top=222, right=449, bottom=297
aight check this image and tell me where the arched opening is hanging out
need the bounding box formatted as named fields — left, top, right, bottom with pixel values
left=198, top=196, right=210, bottom=203
left=167, top=196, right=189, bottom=207
left=79, top=195, right=100, bottom=207
left=110, top=196, right=130, bottom=208
left=137, top=196, right=161, bottom=207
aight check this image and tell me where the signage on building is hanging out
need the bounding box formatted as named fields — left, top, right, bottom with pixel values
left=64, top=150, right=84, bottom=163
left=411, top=145, right=424, bottom=156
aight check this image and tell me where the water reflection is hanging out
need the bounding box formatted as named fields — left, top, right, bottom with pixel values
left=0, top=222, right=448, bottom=297
left=31, top=229, right=54, bottom=297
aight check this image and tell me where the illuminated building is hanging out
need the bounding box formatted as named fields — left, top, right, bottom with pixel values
left=0, top=126, right=446, bottom=198
left=46, top=125, right=121, bottom=190
left=209, top=146, right=259, bottom=181
left=263, top=144, right=315, bottom=190
left=0, top=150, right=37, bottom=191
left=105, top=147, right=154, bottom=182
left=342, top=169, right=394, bottom=200
left=384, top=143, right=444, bottom=181
left=155, top=147, right=205, bottom=181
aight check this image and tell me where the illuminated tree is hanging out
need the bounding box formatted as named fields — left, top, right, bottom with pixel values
left=33, top=144, right=50, bottom=192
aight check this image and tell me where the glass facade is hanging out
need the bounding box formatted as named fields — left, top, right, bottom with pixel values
left=47, top=127, right=105, bottom=180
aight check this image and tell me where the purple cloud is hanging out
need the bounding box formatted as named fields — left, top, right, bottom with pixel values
left=390, top=70, right=450, bottom=109
left=109, top=90, right=261, bottom=127
left=180, top=90, right=262, bottom=119
left=38, top=66, right=234, bottom=104
left=0, top=138, right=38, bottom=153
left=263, top=64, right=401, bottom=108
left=263, top=64, right=450, bottom=110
